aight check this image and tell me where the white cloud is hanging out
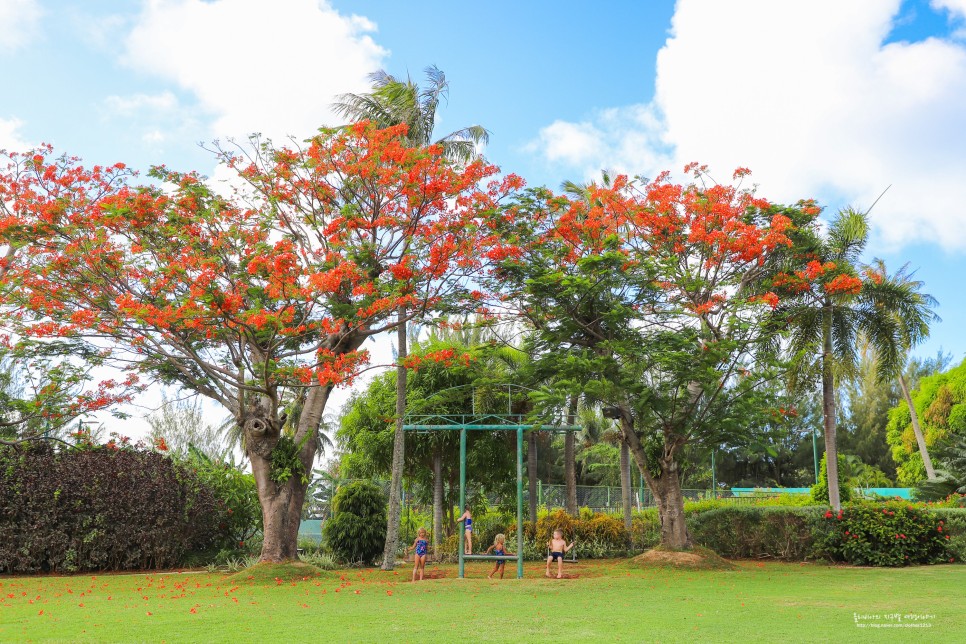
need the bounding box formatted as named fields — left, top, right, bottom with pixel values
left=531, top=0, right=966, bottom=251
left=529, top=105, right=673, bottom=181
left=0, top=0, right=41, bottom=52
left=105, top=91, right=180, bottom=115
left=933, top=0, right=966, bottom=19
left=0, top=116, right=31, bottom=152
left=142, top=129, right=165, bottom=144
left=122, top=0, right=387, bottom=143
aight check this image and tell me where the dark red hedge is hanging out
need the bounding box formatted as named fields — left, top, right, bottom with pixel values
left=0, top=443, right=221, bottom=573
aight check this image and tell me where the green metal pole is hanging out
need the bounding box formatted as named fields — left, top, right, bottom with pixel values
left=537, top=480, right=542, bottom=508
left=711, top=451, right=716, bottom=500
left=517, top=427, right=524, bottom=579
left=812, top=427, right=820, bottom=485
left=459, top=427, right=466, bottom=579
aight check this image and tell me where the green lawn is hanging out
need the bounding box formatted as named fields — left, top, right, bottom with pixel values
left=2, top=559, right=962, bottom=642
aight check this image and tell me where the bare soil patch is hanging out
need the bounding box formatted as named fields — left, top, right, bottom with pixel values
left=630, top=545, right=736, bottom=571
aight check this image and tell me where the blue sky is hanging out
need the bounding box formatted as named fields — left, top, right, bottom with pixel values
left=3, top=0, right=966, bottom=427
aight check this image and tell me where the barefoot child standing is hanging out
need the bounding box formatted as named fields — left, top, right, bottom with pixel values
left=484, top=533, right=514, bottom=579
left=546, top=530, right=575, bottom=579
left=407, top=527, right=430, bottom=581
left=456, top=508, right=473, bottom=554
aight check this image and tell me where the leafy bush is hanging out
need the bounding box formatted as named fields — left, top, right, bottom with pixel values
left=472, top=509, right=515, bottom=551
left=504, top=510, right=632, bottom=559
left=811, top=453, right=853, bottom=503
left=932, top=509, right=966, bottom=562
left=689, top=506, right=821, bottom=560
left=630, top=511, right=661, bottom=551
left=299, top=550, right=338, bottom=570
left=0, top=442, right=222, bottom=574
left=813, top=501, right=952, bottom=566
left=323, top=481, right=386, bottom=565
left=178, top=447, right=261, bottom=552
left=434, top=533, right=460, bottom=563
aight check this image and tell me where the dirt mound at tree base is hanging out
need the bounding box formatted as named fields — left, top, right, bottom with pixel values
left=630, top=546, right=735, bottom=571
left=227, top=561, right=331, bottom=584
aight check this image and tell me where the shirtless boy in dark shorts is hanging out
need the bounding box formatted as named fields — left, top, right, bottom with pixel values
left=546, top=530, right=575, bottom=579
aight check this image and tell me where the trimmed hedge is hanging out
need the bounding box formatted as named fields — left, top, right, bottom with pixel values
left=814, top=502, right=951, bottom=566
left=690, top=507, right=820, bottom=561
left=0, top=443, right=223, bottom=574
left=431, top=503, right=964, bottom=567
left=689, top=503, right=965, bottom=566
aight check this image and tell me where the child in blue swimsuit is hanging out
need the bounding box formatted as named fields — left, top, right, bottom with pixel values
left=484, top=533, right=514, bottom=579
left=456, top=509, right=473, bottom=554
left=407, top=527, right=430, bottom=581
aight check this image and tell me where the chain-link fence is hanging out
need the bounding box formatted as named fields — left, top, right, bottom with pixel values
left=310, top=479, right=788, bottom=519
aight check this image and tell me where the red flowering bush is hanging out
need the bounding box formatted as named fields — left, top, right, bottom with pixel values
left=814, top=501, right=952, bottom=566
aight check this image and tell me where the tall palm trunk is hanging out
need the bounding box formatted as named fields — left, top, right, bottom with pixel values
left=898, top=373, right=936, bottom=480
left=822, top=309, right=842, bottom=511
left=564, top=396, right=578, bottom=515
left=527, top=431, right=538, bottom=523
left=381, top=310, right=407, bottom=570
left=619, top=440, right=632, bottom=530
left=432, top=448, right=443, bottom=551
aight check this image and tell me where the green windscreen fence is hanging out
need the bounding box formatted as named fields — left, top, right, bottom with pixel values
left=298, top=519, right=323, bottom=544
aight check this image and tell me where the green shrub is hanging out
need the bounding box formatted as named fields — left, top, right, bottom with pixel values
left=299, top=550, right=338, bottom=570
left=813, top=501, right=951, bottom=566
left=434, top=533, right=460, bottom=563
left=689, top=506, right=821, bottom=560
left=630, top=511, right=660, bottom=551
left=811, top=453, right=853, bottom=503
left=179, top=448, right=261, bottom=552
left=932, top=509, right=966, bottom=562
left=503, top=509, right=632, bottom=559
left=472, top=509, right=515, bottom=551
left=927, top=493, right=966, bottom=508
left=323, top=481, right=386, bottom=565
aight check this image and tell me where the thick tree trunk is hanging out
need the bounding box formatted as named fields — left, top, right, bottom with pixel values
left=251, top=457, right=302, bottom=561
left=620, top=440, right=633, bottom=530
left=822, top=314, right=842, bottom=511
left=248, top=383, right=333, bottom=563
left=432, top=448, right=443, bottom=551
left=565, top=396, right=578, bottom=516
left=619, top=409, right=691, bottom=549
left=381, top=311, right=407, bottom=570
left=527, top=430, right=538, bottom=523
left=649, top=465, right=689, bottom=548
left=899, top=373, right=936, bottom=480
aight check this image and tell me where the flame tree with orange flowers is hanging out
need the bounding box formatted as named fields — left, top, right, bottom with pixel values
left=0, top=123, right=520, bottom=561
left=485, top=165, right=819, bottom=549
left=0, top=149, right=141, bottom=444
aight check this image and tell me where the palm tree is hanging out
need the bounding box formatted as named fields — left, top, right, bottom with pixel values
left=334, top=66, right=489, bottom=162
left=335, top=69, right=488, bottom=569
left=786, top=209, right=935, bottom=510
left=559, top=172, right=615, bottom=517
left=576, top=405, right=633, bottom=528
left=866, top=259, right=940, bottom=480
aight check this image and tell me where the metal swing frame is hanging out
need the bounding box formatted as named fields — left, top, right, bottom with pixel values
left=402, top=385, right=579, bottom=579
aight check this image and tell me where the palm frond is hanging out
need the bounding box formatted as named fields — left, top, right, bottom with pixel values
left=827, top=208, right=868, bottom=265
